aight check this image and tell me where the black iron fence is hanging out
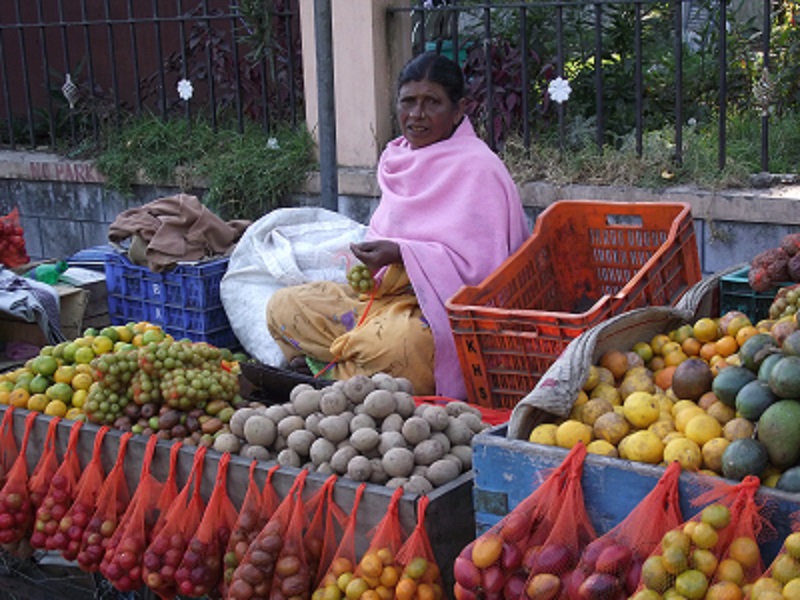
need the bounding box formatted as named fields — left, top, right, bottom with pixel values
left=0, top=0, right=302, bottom=152
left=394, top=0, right=800, bottom=175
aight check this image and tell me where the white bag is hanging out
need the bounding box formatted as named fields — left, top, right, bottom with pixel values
left=220, top=207, right=367, bottom=366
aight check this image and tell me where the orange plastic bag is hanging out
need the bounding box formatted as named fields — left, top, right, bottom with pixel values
left=0, top=412, right=37, bottom=544
left=228, top=469, right=310, bottom=599
left=349, top=485, right=407, bottom=598
left=150, top=439, right=182, bottom=544
left=76, top=431, right=133, bottom=573
left=27, top=416, right=62, bottom=511
left=454, top=442, right=589, bottom=600
left=30, top=419, right=83, bottom=550
left=313, top=483, right=367, bottom=596
left=395, top=495, right=445, bottom=600
left=636, top=475, right=771, bottom=599
left=100, top=434, right=162, bottom=592
left=51, top=426, right=109, bottom=560
left=0, top=407, right=18, bottom=486
left=175, top=451, right=238, bottom=598
left=565, top=460, right=683, bottom=600
left=143, top=445, right=208, bottom=600
left=222, top=462, right=281, bottom=596
left=0, top=207, right=29, bottom=268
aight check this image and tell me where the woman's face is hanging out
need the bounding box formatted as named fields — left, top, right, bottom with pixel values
left=396, top=79, right=465, bottom=149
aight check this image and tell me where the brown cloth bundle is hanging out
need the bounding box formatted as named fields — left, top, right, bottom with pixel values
left=108, top=194, right=251, bottom=272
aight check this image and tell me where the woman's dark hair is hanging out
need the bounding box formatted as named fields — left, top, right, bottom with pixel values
left=397, top=52, right=465, bottom=104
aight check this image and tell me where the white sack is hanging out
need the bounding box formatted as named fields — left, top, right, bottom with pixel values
left=220, top=207, right=367, bottom=366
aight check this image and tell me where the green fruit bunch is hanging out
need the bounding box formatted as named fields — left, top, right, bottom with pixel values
left=347, top=264, right=375, bottom=293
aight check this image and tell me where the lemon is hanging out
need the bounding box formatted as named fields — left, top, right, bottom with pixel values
left=684, top=413, right=722, bottom=446
left=53, top=364, right=76, bottom=385
left=71, top=389, right=88, bottom=409
left=623, top=391, right=660, bottom=428
left=114, top=325, right=134, bottom=343
left=555, top=419, right=593, bottom=449
left=663, top=437, right=702, bottom=471
left=528, top=423, right=558, bottom=445
left=586, top=439, right=618, bottom=457
left=619, top=430, right=664, bottom=464
left=44, top=399, right=68, bottom=417
left=91, top=335, right=114, bottom=355
left=27, top=393, right=50, bottom=412
left=65, top=408, right=85, bottom=422
left=71, top=372, right=93, bottom=391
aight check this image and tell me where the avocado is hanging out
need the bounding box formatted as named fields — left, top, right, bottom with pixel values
left=721, top=438, right=769, bottom=481
left=712, top=366, right=757, bottom=408
left=769, top=355, right=800, bottom=399
left=757, top=399, right=800, bottom=470
left=777, top=465, right=800, bottom=493
left=735, top=379, right=778, bottom=421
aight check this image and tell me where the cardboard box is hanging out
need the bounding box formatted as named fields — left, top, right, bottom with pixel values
left=60, top=267, right=109, bottom=329
left=0, top=283, right=88, bottom=347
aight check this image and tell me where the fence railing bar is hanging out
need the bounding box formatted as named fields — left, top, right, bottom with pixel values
left=760, top=0, right=770, bottom=171
left=59, top=0, right=77, bottom=145
left=0, top=31, right=15, bottom=149
left=674, top=0, right=683, bottom=167
left=152, top=0, right=168, bottom=122
left=718, top=0, right=727, bottom=170
left=202, top=0, right=219, bottom=132
left=15, top=0, right=36, bottom=148
left=482, top=5, right=496, bottom=151
left=285, top=7, right=298, bottom=129
left=634, top=1, right=643, bottom=157
left=80, top=0, right=99, bottom=140
left=594, top=1, right=604, bottom=152
left=520, top=6, right=531, bottom=154
left=127, top=0, right=142, bottom=115
left=556, top=0, right=565, bottom=156
left=36, top=0, right=56, bottom=149
left=177, top=0, right=192, bottom=132
left=104, top=0, right=121, bottom=131
left=228, top=6, right=244, bottom=135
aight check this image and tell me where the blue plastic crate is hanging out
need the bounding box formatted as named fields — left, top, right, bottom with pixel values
left=163, top=259, right=228, bottom=308
left=719, top=265, right=795, bottom=323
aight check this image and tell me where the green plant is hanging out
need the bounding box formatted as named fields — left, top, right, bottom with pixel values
left=95, top=114, right=316, bottom=220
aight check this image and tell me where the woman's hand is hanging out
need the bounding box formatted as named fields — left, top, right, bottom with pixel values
left=350, top=240, right=402, bottom=273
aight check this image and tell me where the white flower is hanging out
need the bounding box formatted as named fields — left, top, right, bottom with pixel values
left=548, top=77, right=572, bottom=104
left=177, top=78, right=194, bottom=101
left=267, top=137, right=280, bottom=150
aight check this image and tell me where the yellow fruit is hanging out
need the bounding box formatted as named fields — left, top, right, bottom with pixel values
left=623, top=391, right=661, bottom=428
left=749, top=576, right=782, bottom=599
left=529, top=423, right=558, bottom=446
left=649, top=418, right=677, bottom=441
left=691, top=548, right=718, bottom=577
left=769, top=553, right=800, bottom=584
left=44, top=399, right=68, bottom=417
left=664, top=437, right=703, bottom=471
left=593, top=411, right=631, bottom=445
left=590, top=382, right=622, bottom=406
left=73, top=346, right=95, bottom=364
left=114, top=325, right=134, bottom=343
left=91, top=335, right=114, bottom=355
left=8, top=388, right=30, bottom=408
left=142, top=328, right=166, bottom=344
left=71, top=372, right=93, bottom=391
left=689, top=521, right=719, bottom=549
left=27, top=393, right=49, bottom=412
left=555, top=420, right=593, bottom=449
left=661, top=543, right=690, bottom=574
left=694, top=318, right=720, bottom=343
left=652, top=334, right=672, bottom=356
left=728, top=536, right=761, bottom=570
left=583, top=366, right=601, bottom=392
left=784, top=532, right=800, bottom=560
left=53, top=364, right=76, bottom=385
left=580, top=397, right=615, bottom=426
left=701, top=437, right=731, bottom=474
left=586, top=439, right=618, bottom=457
left=619, top=430, right=664, bottom=464
left=675, top=406, right=706, bottom=434
left=701, top=503, right=731, bottom=530
left=706, top=401, right=736, bottom=425
left=633, top=341, right=654, bottom=363
left=641, top=554, right=670, bottom=592
left=65, top=408, right=85, bottom=421
left=684, top=413, right=723, bottom=446
left=674, top=569, right=709, bottom=600
left=723, top=418, right=755, bottom=442
left=782, top=578, right=800, bottom=600
left=71, top=389, right=88, bottom=409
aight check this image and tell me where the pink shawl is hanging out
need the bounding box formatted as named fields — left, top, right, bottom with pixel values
left=367, top=118, right=529, bottom=399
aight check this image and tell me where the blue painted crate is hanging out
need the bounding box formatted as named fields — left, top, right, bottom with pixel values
left=472, top=424, right=800, bottom=564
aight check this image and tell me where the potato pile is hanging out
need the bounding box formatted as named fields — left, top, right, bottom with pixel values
left=214, top=373, right=490, bottom=492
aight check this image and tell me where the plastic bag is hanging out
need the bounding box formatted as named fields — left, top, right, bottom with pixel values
left=565, top=460, right=683, bottom=600
left=0, top=407, right=18, bottom=486
left=313, top=483, right=367, bottom=596
left=348, top=485, right=407, bottom=598
left=53, top=425, right=109, bottom=560
left=454, top=443, right=589, bottom=599
left=150, top=439, right=183, bottom=544
left=0, top=412, right=37, bottom=544
left=174, top=451, right=238, bottom=598
left=27, top=416, right=62, bottom=511
left=100, top=434, right=162, bottom=592
left=30, top=419, right=83, bottom=549
left=228, top=469, right=310, bottom=599
left=222, top=462, right=280, bottom=595
left=394, top=495, right=445, bottom=600
left=636, top=475, right=770, bottom=599
left=0, top=207, right=29, bottom=268
left=143, top=445, right=208, bottom=600
left=76, top=431, right=133, bottom=573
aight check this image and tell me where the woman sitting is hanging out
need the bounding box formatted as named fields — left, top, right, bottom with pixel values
left=266, top=51, right=529, bottom=399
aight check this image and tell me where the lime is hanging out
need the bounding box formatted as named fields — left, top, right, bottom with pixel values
left=73, top=346, right=95, bottom=364
left=46, top=382, right=74, bottom=403
left=31, top=355, right=58, bottom=376
left=29, top=374, right=51, bottom=394
left=99, top=326, right=120, bottom=343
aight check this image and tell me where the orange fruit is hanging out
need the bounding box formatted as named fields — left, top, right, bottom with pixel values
left=735, top=325, right=759, bottom=348
left=44, top=399, right=68, bottom=417
left=682, top=337, right=702, bottom=356
left=9, top=388, right=30, bottom=408
left=674, top=569, right=709, bottom=600
left=700, top=341, right=718, bottom=362
left=715, top=558, right=745, bottom=585
left=694, top=318, right=720, bottom=343
left=599, top=350, right=629, bottom=380
left=53, top=365, right=76, bottom=385
left=359, top=553, right=384, bottom=579
left=395, top=578, right=417, bottom=600
left=27, top=393, right=49, bottom=412
left=71, top=372, right=93, bottom=391
left=725, top=315, right=753, bottom=338
left=672, top=324, right=695, bottom=344
left=727, top=536, right=760, bottom=569
left=651, top=334, right=672, bottom=356
left=654, top=366, right=677, bottom=391
left=648, top=355, right=666, bottom=372
left=715, top=335, right=738, bottom=357
left=664, top=349, right=689, bottom=367
left=705, top=580, right=743, bottom=600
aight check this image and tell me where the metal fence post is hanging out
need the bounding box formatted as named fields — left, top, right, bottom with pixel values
left=314, top=0, right=338, bottom=211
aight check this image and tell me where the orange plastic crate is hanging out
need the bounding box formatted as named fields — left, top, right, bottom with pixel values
left=446, top=200, right=701, bottom=409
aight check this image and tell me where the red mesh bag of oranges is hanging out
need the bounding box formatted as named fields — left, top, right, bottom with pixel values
left=149, top=439, right=182, bottom=544
left=749, top=509, right=800, bottom=599
left=100, top=435, right=162, bottom=592
left=394, top=495, right=445, bottom=600
left=0, top=407, right=18, bottom=486
left=454, top=442, right=591, bottom=600
left=0, top=412, right=37, bottom=545
left=635, top=475, right=771, bottom=600
left=27, top=416, right=62, bottom=513
left=142, top=445, right=208, bottom=600
left=76, top=432, right=133, bottom=573
left=304, top=474, right=347, bottom=588
left=51, top=426, right=109, bottom=560
left=565, top=460, right=683, bottom=600
left=312, top=483, right=367, bottom=598
left=0, top=207, right=29, bottom=268
left=30, top=419, right=83, bottom=550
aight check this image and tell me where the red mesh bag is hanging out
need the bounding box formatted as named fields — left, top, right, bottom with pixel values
left=750, top=509, right=800, bottom=596
left=0, top=412, right=37, bottom=544
left=27, top=416, right=62, bottom=512
left=100, top=434, right=162, bottom=592
left=309, top=474, right=349, bottom=589
left=142, top=445, right=208, bottom=600
left=313, top=483, right=367, bottom=596
left=349, top=485, right=407, bottom=598
left=304, top=474, right=344, bottom=587
left=150, top=439, right=183, bottom=544
left=76, top=431, right=134, bottom=573
left=222, top=462, right=281, bottom=595
left=636, top=475, right=771, bottom=600
left=30, top=419, right=83, bottom=550
left=174, top=451, right=238, bottom=598
left=395, top=495, right=445, bottom=600
left=52, top=425, right=109, bottom=560
left=0, top=207, right=29, bottom=268
left=227, top=469, right=310, bottom=600
left=454, top=442, right=589, bottom=600
left=0, top=407, right=18, bottom=486
left=566, top=460, right=683, bottom=600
